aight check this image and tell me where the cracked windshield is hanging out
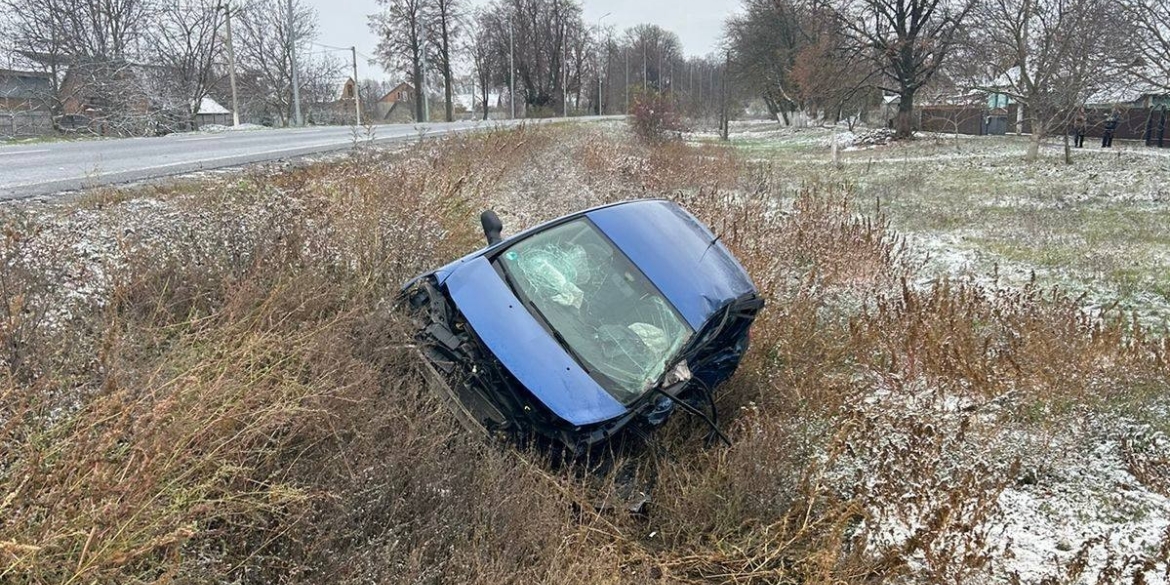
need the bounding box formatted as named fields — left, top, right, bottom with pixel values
left=499, top=219, right=692, bottom=403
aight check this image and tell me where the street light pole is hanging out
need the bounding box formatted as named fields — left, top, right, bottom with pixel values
left=596, top=12, right=610, bottom=116
left=351, top=46, right=361, bottom=125
left=509, top=18, right=516, bottom=119
left=420, top=27, right=430, bottom=122
left=562, top=32, right=567, bottom=117
left=286, top=0, right=302, bottom=126
left=220, top=1, right=240, bottom=127
left=624, top=48, right=629, bottom=114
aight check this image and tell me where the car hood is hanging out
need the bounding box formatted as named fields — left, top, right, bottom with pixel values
left=433, top=200, right=758, bottom=426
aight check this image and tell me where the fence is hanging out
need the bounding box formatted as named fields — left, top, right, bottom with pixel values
left=0, top=110, right=53, bottom=138
left=920, top=106, right=988, bottom=135
left=916, top=104, right=1168, bottom=147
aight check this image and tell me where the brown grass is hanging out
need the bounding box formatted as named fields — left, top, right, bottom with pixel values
left=1, top=123, right=1168, bottom=584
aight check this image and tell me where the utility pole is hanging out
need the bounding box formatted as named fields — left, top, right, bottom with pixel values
left=221, top=1, right=240, bottom=127
left=657, top=51, right=662, bottom=90
left=509, top=18, right=516, bottom=119
left=351, top=46, right=361, bottom=125
left=562, top=32, right=567, bottom=117
left=420, top=28, right=430, bottom=122
left=720, top=53, right=729, bottom=141
left=624, top=48, right=629, bottom=113
left=286, top=0, right=302, bottom=126
left=596, top=12, right=610, bottom=116
left=470, top=60, right=476, bottom=120
left=697, top=63, right=702, bottom=106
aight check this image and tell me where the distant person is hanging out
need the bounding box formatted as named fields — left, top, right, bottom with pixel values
left=1073, top=109, right=1087, bottom=148
left=1102, top=112, right=1118, bottom=148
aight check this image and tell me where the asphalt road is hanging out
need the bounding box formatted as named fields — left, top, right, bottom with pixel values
left=0, top=117, right=619, bottom=200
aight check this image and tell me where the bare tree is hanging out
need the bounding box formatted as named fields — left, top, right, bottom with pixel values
left=429, top=0, right=463, bottom=122
left=791, top=31, right=877, bottom=126
left=147, top=0, right=224, bottom=130
left=830, top=0, right=976, bottom=138
left=468, top=11, right=497, bottom=121
left=974, top=0, right=1132, bottom=161
left=0, top=0, right=152, bottom=130
left=55, top=0, right=151, bottom=59
left=370, top=0, right=428, bottom=122
left=300, top=51, right=346, bottom=124
left=0, top=0, right=72, bottom=126
left=483, top=0, right=586, bottom=115
left=358, top=78, right=389, bottom=122
left=726, top=0, right=808, bottom=123
left=1125, top=0, right=1170, bottom=92
left=235, top=0, right=318, bottom=126
left=624, top=24, right=682, bottom=91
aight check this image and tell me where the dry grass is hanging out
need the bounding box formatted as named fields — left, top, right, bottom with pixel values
left=1, top=122, right=1168, bottom=584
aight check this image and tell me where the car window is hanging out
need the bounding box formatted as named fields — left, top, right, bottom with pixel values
left=497, top=219, right=693, bottom=404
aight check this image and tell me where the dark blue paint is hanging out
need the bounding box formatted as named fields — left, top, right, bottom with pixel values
left=444, top=256, right=628, bottom=426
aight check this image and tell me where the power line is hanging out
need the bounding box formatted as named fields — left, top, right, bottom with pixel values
left=308, top=41, right=351, bottom=52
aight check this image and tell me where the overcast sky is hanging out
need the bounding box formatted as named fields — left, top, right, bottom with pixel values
left=310, top=0, right=741, bottom=81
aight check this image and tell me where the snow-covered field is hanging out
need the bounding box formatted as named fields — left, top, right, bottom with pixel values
left=715, top=121, right=1170, bottom=327
left=3, top=121, right=1168, bottom=584
left=704, top=121, right=1170, bottom=584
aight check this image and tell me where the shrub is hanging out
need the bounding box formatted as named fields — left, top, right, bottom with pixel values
left=628, top=88, right=687, bottom=143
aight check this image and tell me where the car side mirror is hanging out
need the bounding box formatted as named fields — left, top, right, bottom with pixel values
left=480, top=210, right=503, bottom=246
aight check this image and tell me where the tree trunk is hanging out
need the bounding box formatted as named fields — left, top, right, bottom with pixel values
left=443, top=70, right=453, bottom=122
left=1026, top=119, right=1044, bottom=162
left=412, top=60, right=424, bottom=123
left=441, top=17, right=454, bottom=123
left=1063, top=132, right=1072, bottom=165
left=895, top=91, right=915, bottom=139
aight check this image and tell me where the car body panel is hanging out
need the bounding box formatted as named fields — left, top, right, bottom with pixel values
left=586, top=201, right=756, bottom=330
left=444, top=255, right=628, bottom=426
left=408, top=199, right=760, bottom=440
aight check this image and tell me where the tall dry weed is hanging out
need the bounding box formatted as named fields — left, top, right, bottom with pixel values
left=2, top=123, right=1167, bottom=584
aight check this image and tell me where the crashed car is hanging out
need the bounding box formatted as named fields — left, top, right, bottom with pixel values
left=402, top=199, right=762, bottom=454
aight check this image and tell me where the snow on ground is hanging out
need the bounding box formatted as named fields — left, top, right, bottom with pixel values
left=838, top=380, right=1170, bottom=584
left=716, top=120, right=1170, bottom=583
left=5, top=121, right=1168, bottom=584
left=197, top=122, right=267, bottom=133
left=994, top=436, right=1170, bottom=584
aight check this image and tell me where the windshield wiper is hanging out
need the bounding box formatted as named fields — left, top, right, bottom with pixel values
left=654, top=302, right=734, bottom=391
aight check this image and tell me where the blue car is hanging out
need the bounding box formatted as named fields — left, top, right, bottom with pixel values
left=403, top=200, right=762, bottom=454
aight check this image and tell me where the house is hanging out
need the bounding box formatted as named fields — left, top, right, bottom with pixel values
left=377, top=82, right=415, bottom=123
left=307, top=77, right=362, bottom=125
left=0, top=68, right=54, bottom=137
left=1085, top=80, right=1170, bottom=110
left=195, top=96, right=232, bottom=127
left=0, top=68, right=52, bottom=111
left=380, top=82, right=414, bottom=104
left=340, top=77, right=358, bottom=102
